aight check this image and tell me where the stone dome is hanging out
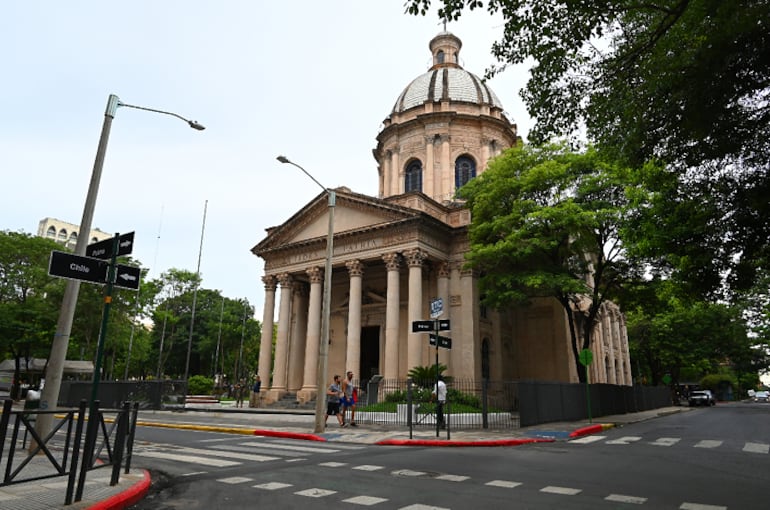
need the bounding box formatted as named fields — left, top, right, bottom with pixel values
left=391, top=32, right=504, bottom=114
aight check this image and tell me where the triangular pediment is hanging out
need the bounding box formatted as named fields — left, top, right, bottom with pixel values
left=252, top=188, right=423, bottom=255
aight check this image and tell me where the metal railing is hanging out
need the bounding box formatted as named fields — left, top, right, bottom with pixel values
left=0, top=399, right=139, bottom=506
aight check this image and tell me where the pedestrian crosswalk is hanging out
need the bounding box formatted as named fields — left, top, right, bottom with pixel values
left=569, top=435, right=769, bottom=454
left=132, top=437, right=364, bottom=468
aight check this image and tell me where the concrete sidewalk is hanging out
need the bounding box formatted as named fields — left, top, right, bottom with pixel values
left=0, top=405, right=690, bottom=509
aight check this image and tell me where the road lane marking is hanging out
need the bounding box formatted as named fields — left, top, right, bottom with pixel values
left=253, top=482, right=293, bottom=490
left=295, top=488, right=337, bottom=497
left=694, top=440, right=722, bottom=449
left=353, top=464, right=385, bottom=471
left=319, top=461, right=348, bottom=467
left=217, top=476, right=253, bottom=484
left=485, top=480, right=522, bottom=488
left=606, top=436, right=641, bottom=445
left=436, top=474, right=469, bottom=482
left=569, top=435, right=605, bottom=444
left=606, top=494, right=647, bottom=504
left=680, top=503, right=726, bottom=510
left=239, top=441, right=341, bottom=453
left=398, top=505, right=449, bottom=510
left=135, top=451, right=241, bottom=467
left=343, top=495, right=388, bottom=505
left=650, top=437, right=680, bottom=446
left=541, top=486, right=582, bottom=495
left=743, top=442, right=769, bottom=454
left=392, top=469, right=427, bottom=476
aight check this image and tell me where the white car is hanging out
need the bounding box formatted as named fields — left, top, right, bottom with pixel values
left=689, top=390, right=715, bottom=406
left=754, top=390, right=769, bottom=403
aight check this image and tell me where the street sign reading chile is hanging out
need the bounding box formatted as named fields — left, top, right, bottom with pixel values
left=48, top=251, right=108, bottom=285
left=86, top=231, right=135, bottom=259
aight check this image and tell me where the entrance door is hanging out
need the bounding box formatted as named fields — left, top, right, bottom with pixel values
left=359, top=326, right=380, bottom=382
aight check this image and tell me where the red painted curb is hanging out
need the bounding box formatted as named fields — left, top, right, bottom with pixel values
left=375, top=438, right=554, bottom=447
left=569, top=424, right=604, bottom=438
left=253, top=429, right=327, bottom=441
left=85, top=469, right=151, bottom=510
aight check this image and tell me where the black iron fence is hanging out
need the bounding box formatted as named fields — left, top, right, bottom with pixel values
left=59, top=379, right=187, bottom=409
left=0, top=399, right=139, bottom=506
left=354, top=378, right=672, bottom=429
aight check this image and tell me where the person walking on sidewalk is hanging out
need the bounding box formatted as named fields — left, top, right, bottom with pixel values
left=432, top=376, right=447, bottom=429
left=325, top=375, right=346, bottom=428
left=341, top=371, right=358, bottom=426
left=250, top=375, right=261, bottom=408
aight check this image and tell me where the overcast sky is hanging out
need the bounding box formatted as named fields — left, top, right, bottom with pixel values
left=1, top=2, right=531, bottom=318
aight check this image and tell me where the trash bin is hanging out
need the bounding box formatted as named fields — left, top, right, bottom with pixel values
left=23, top=389, right=40, bottom=447
left=366, top=375, right=383, bottom=406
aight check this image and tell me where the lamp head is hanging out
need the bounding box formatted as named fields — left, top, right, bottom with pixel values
left=276, top=155, right=290, bottom=164
left=188, top=121, right=206, bottom=131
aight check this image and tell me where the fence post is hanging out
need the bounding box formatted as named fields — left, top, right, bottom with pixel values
left=125, top=402, right=139, bottom=473
left=407, top=378, right=413, bottom=439
left=75, top=400, right=101, bottom=502
left=0, top=399, right=12, bottom=463
left=65, top=400, right=87, bottom=505
left=110, top=401, right=130, bottom=485
left=482, top=378, right=489, bottom=429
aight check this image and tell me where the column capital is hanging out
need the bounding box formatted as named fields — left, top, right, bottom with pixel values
left=277, top=273, right=293, bottom=288
left=403, top=248, right=427, bottom=268
left=437, top=261, right=450, bottom=278
left=346, top=259, right=364, bottom=277
left=262, top=274, right=277, bottom=291
left=382, top=252, right=401, bottom=271
left=306, top=266, right=323, bottom=284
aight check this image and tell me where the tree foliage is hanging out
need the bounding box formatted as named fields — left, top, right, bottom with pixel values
left=458, top=144, right=634, bottom=381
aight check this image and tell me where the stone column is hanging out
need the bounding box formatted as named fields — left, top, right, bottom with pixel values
left=345, top=260, right=364, bottom=379
left=257, top=275, right=276, bottom=387
left=405, top=248, right=426, bottom=371
left=620, top=314, right=632, bottom=386
left=390, top=151, right=400, bottom=197
left=437, top=262, right=450, bottom=368
left=441, top=136, right=451, bottom=198
left=299, top=267, right=323, bottom=399
left=287, top=281, right=307, bottom=391
left=271, top=273, right=293, bottom=394
left=425, top=135, right=435, bottom=197
left=383, top=252, right=401, bottom=379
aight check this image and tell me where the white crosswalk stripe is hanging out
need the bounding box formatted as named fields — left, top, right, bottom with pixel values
left=650, top=437, right=680, bottom=447
left=743, top=442, right=769, bottom=454
left=569, top=435, right=767, bottom=455
left=605, top=436, right=642, bottom=445
left=569, top=435, right=606, bottom=444
left=694, top=440, right=723, bottom=449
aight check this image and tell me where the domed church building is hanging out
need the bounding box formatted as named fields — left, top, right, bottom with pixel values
left=252, top=32, right=632, bottom=403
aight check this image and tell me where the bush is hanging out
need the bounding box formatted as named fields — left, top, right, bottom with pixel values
left=187, top=375, right=214, bottom=395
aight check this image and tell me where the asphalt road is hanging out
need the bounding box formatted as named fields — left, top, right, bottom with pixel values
left=128, top=403, right=769, bottom=509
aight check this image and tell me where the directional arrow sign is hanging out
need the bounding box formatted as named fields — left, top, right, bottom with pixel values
left=113, top=264, right=141, bottom=291
left=412, top=320, right=434, bottom=332
left=48, top=251, right=108, bottom=285
left=438, top=319, right=450, bottom=331
left=86, top=232, right=135, bottom=259
left=429, top=334, right=452, bottom=349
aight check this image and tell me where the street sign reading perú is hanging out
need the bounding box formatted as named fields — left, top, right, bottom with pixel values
left=412, top=320, right=434, bottom=332
left=86, top=231, right=135, bottom=259
left=48, top=251, right=108, bottom=285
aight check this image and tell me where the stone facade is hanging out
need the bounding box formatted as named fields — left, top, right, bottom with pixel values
left=252, top=32, right=632, bottom=403
left=37, top=217, right=111, bottom=250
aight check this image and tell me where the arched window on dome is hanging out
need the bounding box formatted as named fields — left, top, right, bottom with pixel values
left=46, top=226, right=56, bottom=238
left=68, top=232, right=78, bottom=245
left=455, top=155, right=476, bottom=189
left=405, top=160, right=423, bottom=193
left=437, top=50, right=445, bottom=64
left=58, top=228, right=67, bottom=241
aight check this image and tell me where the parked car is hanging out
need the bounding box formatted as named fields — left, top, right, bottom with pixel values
left=689, top=389, right=716, bottom=406
left=753, top=390, right=769, bottom=403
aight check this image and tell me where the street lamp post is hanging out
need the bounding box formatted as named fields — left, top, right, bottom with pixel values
left=36, top=94, right=204, bottom=440
left=276, top=155, right=335, bottom=434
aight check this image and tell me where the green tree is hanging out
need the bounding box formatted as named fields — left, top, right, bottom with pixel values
left=458, top=145, right=633, bottom=381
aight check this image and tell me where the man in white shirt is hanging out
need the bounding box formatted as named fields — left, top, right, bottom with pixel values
left=432, top=377, right=447, bottom=429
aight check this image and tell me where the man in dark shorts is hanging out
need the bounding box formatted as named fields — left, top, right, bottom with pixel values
left=325, top=374, right=345, bottom=428
left=341, top=371, right=358, bottom=426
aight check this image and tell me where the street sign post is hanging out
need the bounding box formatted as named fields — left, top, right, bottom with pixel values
left=48, top=251, right=108, bottom=285
left=86, top=231, right=135, bottom=259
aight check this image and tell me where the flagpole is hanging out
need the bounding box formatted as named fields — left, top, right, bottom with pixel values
left=184, top=199, right=208, bottom=383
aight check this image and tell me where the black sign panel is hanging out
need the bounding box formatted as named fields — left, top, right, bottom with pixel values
left=412, top=320, right=434, bottom=332
left=429, top=334, right=452, bottom=349
left=438, top=319, right=450, bottom=331
left=86, top=232, right=135, bottom=259
left=113, top=264, right=141, bottom=291
left=48, top=251, right=108, bottom=284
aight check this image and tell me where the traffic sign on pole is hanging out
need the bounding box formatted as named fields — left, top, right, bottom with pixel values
left=429, top=334, right=452, bottom=349
left=438, top=319, right=450, bottom=331
left=113, top=264, right=141, bottom=291
left=430, top=298, right=443, bottom=319
left=86, top=231, right=135, bottom=259
left=48, top=251, right=108, bottom=285
left=412, top=320, right=434, bottom=332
